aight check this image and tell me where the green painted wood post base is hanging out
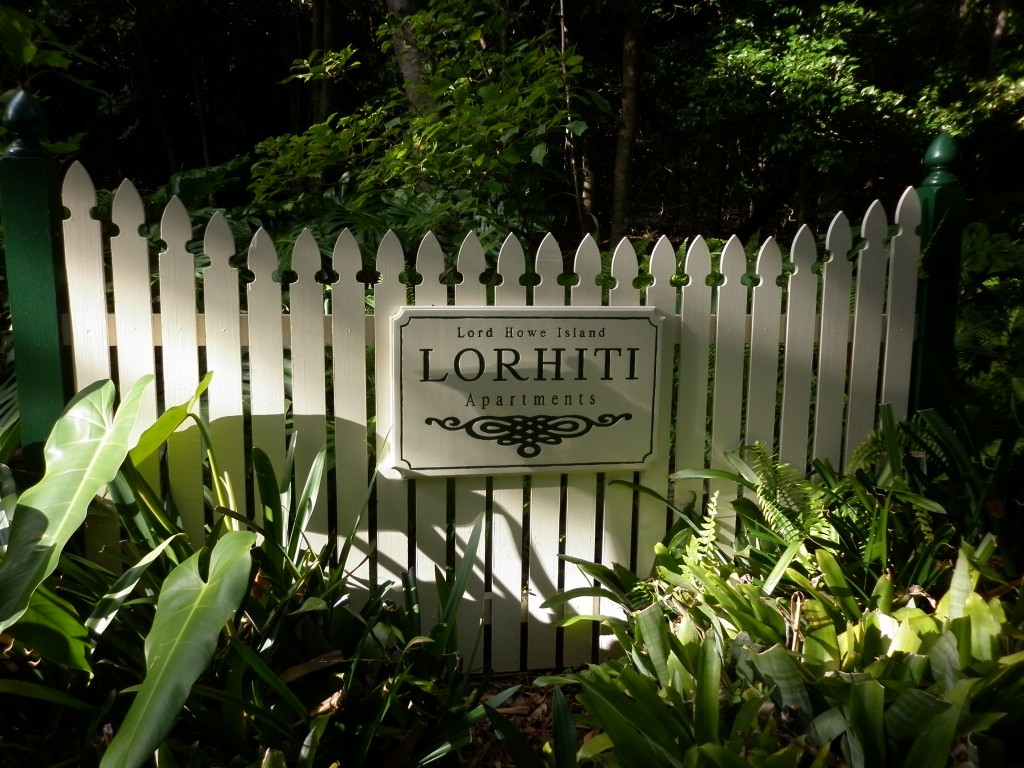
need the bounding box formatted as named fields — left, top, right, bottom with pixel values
left=0, top=91, right=70, bottom=475
left=913, top=132, right=966, bottom=417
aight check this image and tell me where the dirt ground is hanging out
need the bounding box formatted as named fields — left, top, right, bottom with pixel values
left=462, top=673, right=586, bottom=767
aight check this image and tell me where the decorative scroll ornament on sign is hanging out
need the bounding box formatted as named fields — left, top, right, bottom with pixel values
left=424, top=412, right=632, bottom=458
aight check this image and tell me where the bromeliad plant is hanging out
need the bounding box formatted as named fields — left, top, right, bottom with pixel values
left=0, top=376, right=493, bottom=767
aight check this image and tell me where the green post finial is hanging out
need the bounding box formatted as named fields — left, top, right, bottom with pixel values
left=3, top=90, right=49, bottom=158
left=921, top=131, right=961, bottom=189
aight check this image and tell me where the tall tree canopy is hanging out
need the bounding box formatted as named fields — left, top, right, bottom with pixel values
left=2, top=0, right=1021, bottom=246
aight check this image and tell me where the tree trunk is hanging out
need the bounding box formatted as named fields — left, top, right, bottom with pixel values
left=610, top=12, right=641, bottom=246
left=385, top=0, right=434, bottom=114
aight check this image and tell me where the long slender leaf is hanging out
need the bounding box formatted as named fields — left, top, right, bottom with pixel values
left=86, top=535, right=182, bottom=635
left=0, top=376, right=153, bottom=633
left=100, top=530, right=256, bottom=768
left=127, top=372, right=212, bottom=466
left=694, top=632, right=721, bottom=745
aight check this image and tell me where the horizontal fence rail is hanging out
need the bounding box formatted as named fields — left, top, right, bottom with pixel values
left=60, top=160, right=921, bottom=671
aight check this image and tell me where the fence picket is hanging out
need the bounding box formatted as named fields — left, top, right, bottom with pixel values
left=562, top=234, right=603, bottom=667
left=883, top=188, right=922, bottom=420
left=374, top=231, right=410, bottom=590
left=746, top=238, right=783, bottom=449
left=635, top=236, right=677, bottom=576
left=676, top=237, right=714, bottom=511
left=710, top=237, right=748, bottom=538
left=452, top=232, right=489, bottom=666
left=815, top=213, right=854, bottom=468
left=110, top=180, right=159, bottom=487
left=526, top=232, right=565, bottom=670
left=246, top=230, right=287, bottom=526
left=489, top=233, right=528, bottom=672
left=330, top=229, right=371, bottom=578
left=778, top=226, right=818, bottom=472
left=61, top=162, right=118, bottom=564
left=412, top=233, right=450, bottom=637
left=203, top=212, right=246, bottom=516
left=845, top=202, right=889, bottom=460
left=158, top=197, right=205, bottom=544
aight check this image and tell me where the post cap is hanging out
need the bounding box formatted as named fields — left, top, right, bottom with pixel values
left=3, top=90, right=48, bottom=158
left=921, top=132, right=960, bottom=188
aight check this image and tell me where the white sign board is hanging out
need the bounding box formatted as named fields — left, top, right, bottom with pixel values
left=390, top=306, right=667, bottom=476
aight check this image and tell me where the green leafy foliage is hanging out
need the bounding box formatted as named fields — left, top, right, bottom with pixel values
left=0, top=378, right=493, bottom=767
left=523, top=415, right=1024, bottom=767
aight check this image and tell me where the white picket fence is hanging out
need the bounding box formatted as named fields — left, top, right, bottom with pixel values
left=60, top=160, right=921, bottom=672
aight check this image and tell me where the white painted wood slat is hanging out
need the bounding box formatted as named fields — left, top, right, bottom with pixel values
left=158, top=197, right=204, bottom=545
left=882, top=188, right=922, bottom=422
left=452, top=232, right=489, bottom=667
left=745, top=238, right=783, bottom=450
left=844, top=202, right=888, bottom=460
left=203, top=212, right=246, bottom=516
left=246, top=230, right=287, bottom=527
left=778, top=226, right=819, bottom=472
left=330, top=229, right=371, bottom=579
left=814, top=213, right=854, bottom=468
left=489, top=233, right=529, bottom=672
left=412, top=233, right=450, bottom=639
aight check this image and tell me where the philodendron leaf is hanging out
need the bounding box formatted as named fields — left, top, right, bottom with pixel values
left=0, top=376, right=153, bottom=634
left=101, top=530, right=256, bottom=768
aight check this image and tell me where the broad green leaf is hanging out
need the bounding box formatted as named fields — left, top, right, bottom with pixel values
left=101, top=530, right=255, bottom=768
left=7, top=585, right=90, bottom=671
left=0, top=376, right=153, bottom=634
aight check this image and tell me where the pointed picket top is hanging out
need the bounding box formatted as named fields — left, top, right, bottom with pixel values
left=895, top=186, right=922, bottom=231
left=861, top=199, right=888, bottom=246
left=719, top=235, right=746, bottom=287
left=159, top=197, right=192, bottom=278
left=377, top=229, right=407, bottom=292
left=609, top=237, right=638, bottom=306
left=683, top=235, right=713, bottom=284
left=331, top=227, right=360, bottom=285
left=754, top=236, right=782, bottom=283
left=496, top=232, right=526, bottom=306
left=825, top=210, right=853, bottom=263
left=61, top=160, right=97, bottom=218
left=247, top=228, right=278, bottom=284
left=647, top=235, right=677, bottom=312
left=534, top=231, right=563, bottom=306
left=291, top=228, right=321, bottom=281
left=570, top=233, right=602, bottom=306
left=112, top=177, right=145, bottom=229
left=790, top=224, right=817, bottom=276
left=456, top=231, right=487, bottom=305
left=203, top=210, right=235, bottom=272
left=415, top=231, right=447, bottom=306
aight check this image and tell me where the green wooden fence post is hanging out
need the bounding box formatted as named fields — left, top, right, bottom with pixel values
left=0, top=90, right=70, bottom=474
left=912, top=132, right=966, bottom=416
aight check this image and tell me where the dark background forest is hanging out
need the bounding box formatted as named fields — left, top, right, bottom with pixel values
left=2, top=0, right=1022, bottom=252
